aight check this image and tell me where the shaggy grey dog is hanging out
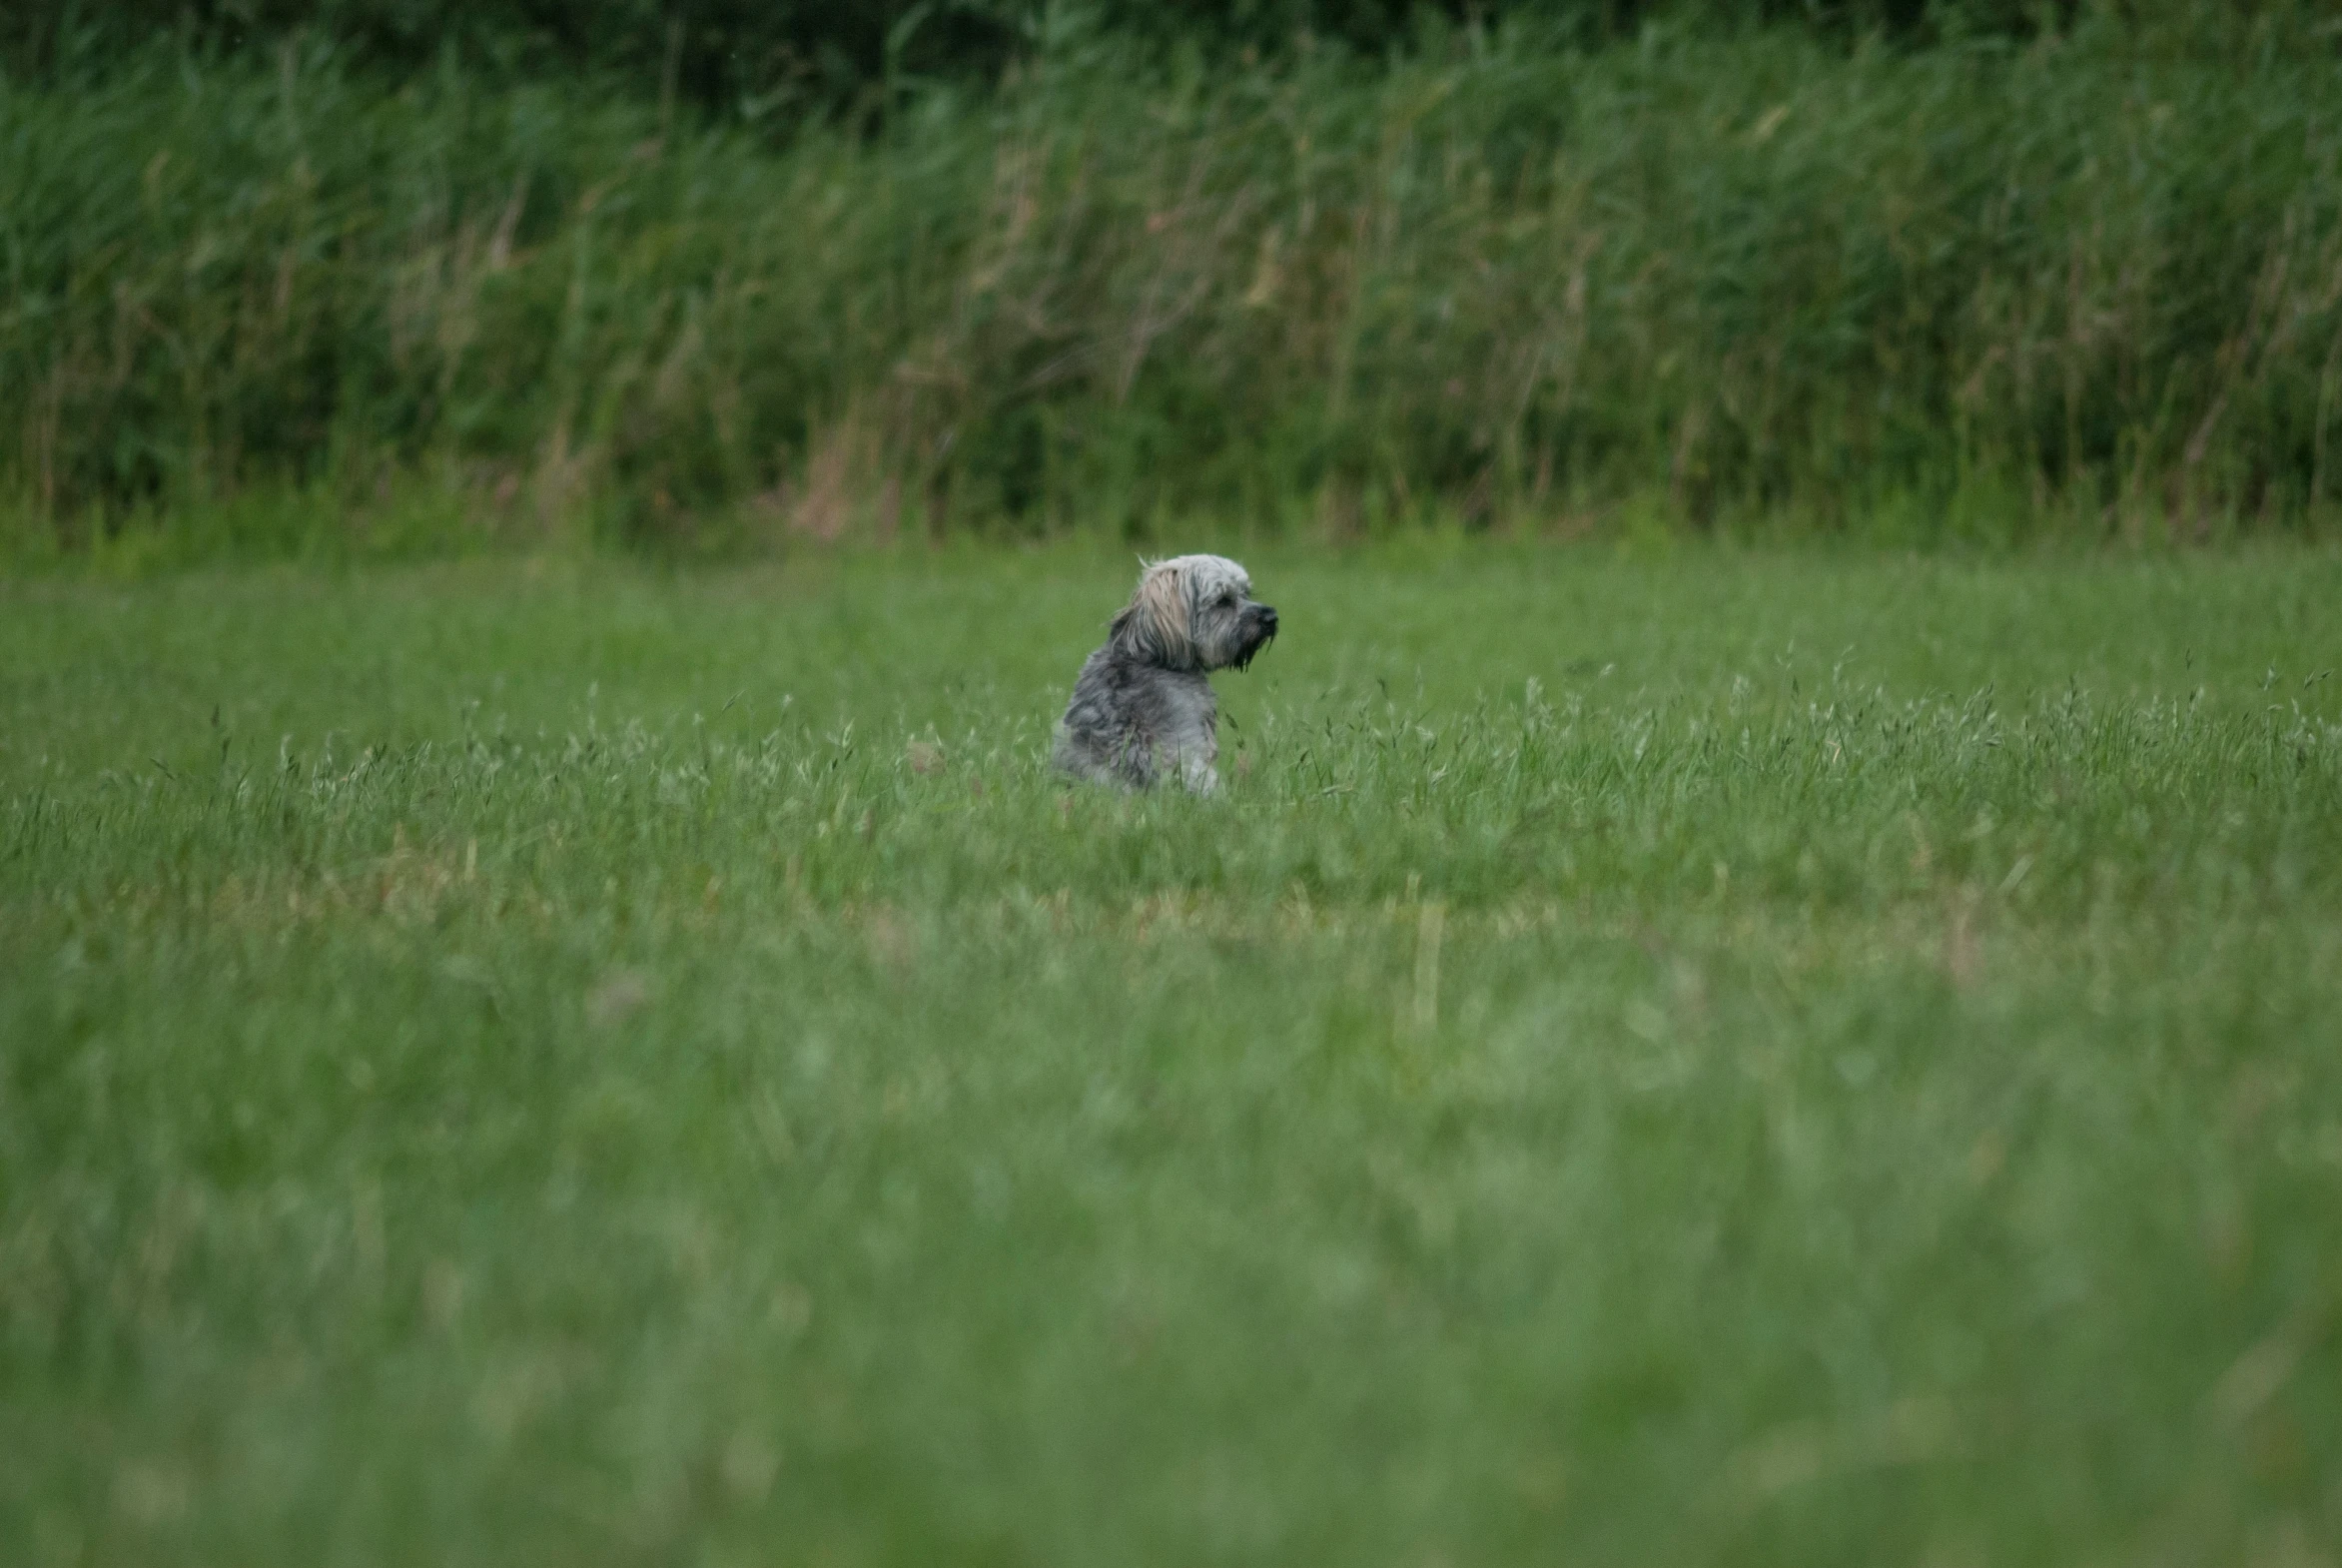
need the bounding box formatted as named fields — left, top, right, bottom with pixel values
left=1053, top=554, right=1278, bottom=791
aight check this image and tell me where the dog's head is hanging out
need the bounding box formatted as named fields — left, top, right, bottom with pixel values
left=1110, top=554, right=1278, bottom=674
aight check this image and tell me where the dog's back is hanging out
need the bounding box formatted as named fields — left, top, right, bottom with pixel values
left=1054, top=645, right=1217, bottom=790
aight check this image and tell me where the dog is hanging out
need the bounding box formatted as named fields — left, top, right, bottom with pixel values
left=1053, top=554, right=1277, bottom=791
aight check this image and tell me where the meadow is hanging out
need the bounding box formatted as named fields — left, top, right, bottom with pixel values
left=4, top=543, right=2341, bottom=1564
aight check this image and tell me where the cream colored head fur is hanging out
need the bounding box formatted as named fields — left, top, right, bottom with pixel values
left=1109, top=554, right=1270, bottom=673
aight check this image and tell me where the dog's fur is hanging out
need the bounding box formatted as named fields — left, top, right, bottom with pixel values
left=1053, top=554, right=1278, bottom=791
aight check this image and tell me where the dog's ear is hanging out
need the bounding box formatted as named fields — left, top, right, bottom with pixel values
left=1111, top=561, right=1194, bottom=668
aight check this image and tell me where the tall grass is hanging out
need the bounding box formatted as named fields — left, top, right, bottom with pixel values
left=6, top=16, right=2342, bottom=556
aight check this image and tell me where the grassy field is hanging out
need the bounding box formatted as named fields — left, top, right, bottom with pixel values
left=4, top=543, right=2341, bottom=1565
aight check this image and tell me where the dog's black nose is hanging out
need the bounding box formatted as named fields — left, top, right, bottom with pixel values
left=1257, top=604, right=1278, bottom=633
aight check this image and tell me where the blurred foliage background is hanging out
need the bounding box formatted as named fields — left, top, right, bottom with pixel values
left=7, top=1, right=2102, bottom=105
left=4, top=0, right=2339, bottom=555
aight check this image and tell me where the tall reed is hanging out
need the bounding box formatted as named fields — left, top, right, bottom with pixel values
left=5, top=18, right=2340, bottom=554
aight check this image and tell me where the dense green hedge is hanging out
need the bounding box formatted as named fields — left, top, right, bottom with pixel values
left=5, top=13, right=2342, bottom=553
left=2, top=0, right=2158, bottom=112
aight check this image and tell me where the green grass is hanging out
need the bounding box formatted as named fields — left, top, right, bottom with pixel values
left=10, top=15, right=2342, bottom=552
left=4, top=543, right=2342, bottom=1564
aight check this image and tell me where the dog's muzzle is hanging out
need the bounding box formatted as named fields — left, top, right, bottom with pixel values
left=1233, top=603, right=1278, bottom=670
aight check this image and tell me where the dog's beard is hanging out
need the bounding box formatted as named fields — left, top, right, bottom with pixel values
left=1229, top=624, right=1274, bottom=672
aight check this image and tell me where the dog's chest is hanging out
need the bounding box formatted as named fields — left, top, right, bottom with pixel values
left=1153, top=673, right=1216, bottom=757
